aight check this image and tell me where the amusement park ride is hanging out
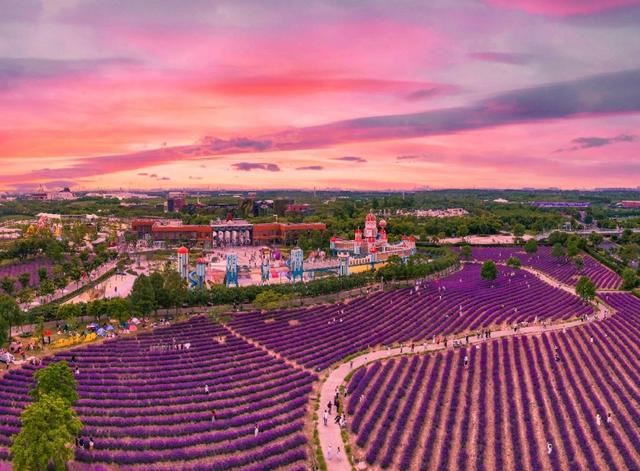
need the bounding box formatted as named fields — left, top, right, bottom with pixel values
left=174, top=212, right=416, bottom=288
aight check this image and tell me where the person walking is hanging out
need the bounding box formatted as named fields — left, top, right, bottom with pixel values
left=327, top=401, right=332, bottom=414
left=204, top=384, right=209, bottom=395
left=323, top=409, right=329, bottom=426
left=547, top=442, right=553, bottom=455
left=211, top=410, right=216, bottom=423
left=334, top=413, right=341, bottom=424
left=254, top=424, right=259, bottom=436
left=596, top=413, right=601, bottom=426
left=327, top=444, right=332, bottom=460
left=464, top=355, right=469, bottom=369
left=337, top=446, right=341, bottom=461
left=349, top=359, right=353, bottom=369
left=607, top=412, right=612, bottom=424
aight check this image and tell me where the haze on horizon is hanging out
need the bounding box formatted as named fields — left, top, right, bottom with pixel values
left=1, top=0, right=640, bottom=192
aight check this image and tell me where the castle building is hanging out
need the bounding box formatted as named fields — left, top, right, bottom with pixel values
left=329, top=211, right=416, bottom=260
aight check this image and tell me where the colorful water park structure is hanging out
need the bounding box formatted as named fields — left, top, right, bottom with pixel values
left=330, top=211, right=416, bottom=260
left=176, top=246, right=211, bottom=289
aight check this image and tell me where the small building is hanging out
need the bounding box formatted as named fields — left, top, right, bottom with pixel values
left=619, top=200, right=640, bottom=208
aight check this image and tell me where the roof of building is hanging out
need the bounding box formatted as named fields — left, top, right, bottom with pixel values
left=177, top=246, right=189, bottom=254
left=153, top=225, right=211, bottom=233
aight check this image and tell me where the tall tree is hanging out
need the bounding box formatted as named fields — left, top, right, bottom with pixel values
left=459, top=245, right=472, bottom=260
left=18, top=272, right=31, bottom=289
left=480, top=260, right=498, bottom=281
left=1, top=276, right=16, bottom=296
left=524, top=239, right=538, bottom=254
left=30, top=361, right=79, bottom=405
left=621, top=268, right=637, bottom=290
left=0, top=294, right=21, bottom=346
left=11, top=393, right=82, bottom=471
left=129, top=274, right=155, bottom=317
left=575, top=276, right=596, bottom=302
left=164, top=270, right=187, bottom=313
left=551, top=243, right=565, bottom=258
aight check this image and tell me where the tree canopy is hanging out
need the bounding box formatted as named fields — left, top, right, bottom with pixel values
left=480, top=260, right=498, bottom=281
left=524, top=239, right=538, bottom=254
left=0, top=294, right=21, bottom=346
left=30, top=361, right=79, bottom=406
left=575, top=276, right=596, bottom=302
left=11, top=393, right=82, bottom=471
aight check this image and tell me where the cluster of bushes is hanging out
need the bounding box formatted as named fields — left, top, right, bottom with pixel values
left=375, top=252, right=459, bottom=281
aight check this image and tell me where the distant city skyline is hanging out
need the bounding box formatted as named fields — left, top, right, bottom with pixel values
left=2, top=0, right=639, bottom=191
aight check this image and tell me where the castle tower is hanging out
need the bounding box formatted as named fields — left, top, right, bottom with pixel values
left=225, top=254, right=238, bottom=287
left=196, top=257, right=207, bottom=288
left=364, top=211, right=377, bottom=240
left=338, top=252, right=350, bottom=277
left=290, top=247, right=304, bottom=282
left=177, top=246, right=189, bottom=279
left=260, top=247, right=271, bottom=284
left=379, top=219, right=388, bottom=244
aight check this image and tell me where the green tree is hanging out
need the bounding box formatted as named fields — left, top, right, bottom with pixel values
left=619, top=244, right=639, bottom=264
left=106, top=297, right=132, bottom=324
left=506, top=256, right=521, bottom=268
left=512, top=224, right=525, bottom=238
left=164, top=270, right=187, bottom=313
left=573, top=256, right=584, bottom=271
left=56, top=303, right=82, bottom=323
left=17, top=288, right=35, bottom=305
left=552, top=243, right=565, bottom=258
left=1, top=276, right=16, bottom=296
left=567, top=241, right=580, bottom=258
left=575, top=276, right=596, bottom=302
left=459, top=245, right=472, bottom=260
left=588, top=232, right=603, bottom=247
left=18, top=272, right=31, bottom=289
left=480, top=260, right=498, bottom=281
left=149, top=271, right=170, bottom=310
left=253, top=289, right=292, bottom=310
left=11, top=393, right=82, bottom=471
left=622, top=268, right=637, bottom=290
left=37, top=267, right=48, bottom=282
left=37, top=279, right=55, bottom=299
left=524, top=239, right=538, bottom=254
left=30, top=361, right=78, bottom=405
left=129, top=274, right=155, bottom=317
left=0, top=294, right=21, bottom=346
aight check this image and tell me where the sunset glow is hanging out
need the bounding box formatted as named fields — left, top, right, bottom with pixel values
left=2, top=0, right=639, bottom=190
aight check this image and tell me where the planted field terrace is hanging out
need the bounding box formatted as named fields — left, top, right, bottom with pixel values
left=0, top=258, right=53, bottom=291
left=467, top=246, right=622, bottom=289
left=0, top=317, right=315, bottom=470
left=345, top=318, right=640, bottom=470
left=229, top=264, right=591, bottom=370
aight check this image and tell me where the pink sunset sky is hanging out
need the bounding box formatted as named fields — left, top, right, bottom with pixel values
left=1, top=0, right=639, bottom=191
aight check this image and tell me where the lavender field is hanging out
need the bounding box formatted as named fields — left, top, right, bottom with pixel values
left=0, top=317, right=314, bottom=470
left=0, top=258, right=53, bottom=291
left=346, top=317, right=640, bottom=470
left=466, top=246, right=622, bottom=289
left=230, top=264, right=592, bottom=369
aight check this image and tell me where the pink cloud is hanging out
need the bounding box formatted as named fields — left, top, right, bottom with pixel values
left=486, top=0, right=640, bottom=16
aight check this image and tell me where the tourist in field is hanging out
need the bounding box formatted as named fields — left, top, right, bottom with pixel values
left=204, top=384, right=209, bottom=395
left=340, top=415, right=346, bottom=428
left=349, top=359, right=353, bottom=369
left=607, top=412, right=613, bottom=424
left=88, top=437, right=94, bottom=450
left=327, top=401, right=332, bottom=413
left=254, top=424, right=259, bottom=436
left=547, top=442, right=553, bottom=455
left=464, top=355, right=469, bottom=369
left=75, top=367, right=80, bottom=376
left=323, top=409, right=328, bottom=426
left=596, top=413, right=602, bottom=426
left=211, top=410, right=216, bottom=422
left=334, top=413, right=341, bottom=424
